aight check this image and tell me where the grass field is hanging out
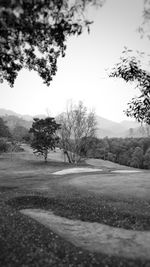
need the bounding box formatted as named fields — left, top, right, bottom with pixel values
left=0, top=145, right=150, bottom=266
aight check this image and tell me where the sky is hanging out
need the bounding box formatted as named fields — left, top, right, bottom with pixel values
left=0, top=0, right=149, bottom=122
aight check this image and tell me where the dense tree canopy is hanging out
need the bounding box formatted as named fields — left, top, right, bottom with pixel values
left=0, top=0, right=149, bottom=91
left=29, top=117, right=61, bottom=162
left=0, top=0, right=104, bottom=87
left=83, top=136, right=150, bottom=169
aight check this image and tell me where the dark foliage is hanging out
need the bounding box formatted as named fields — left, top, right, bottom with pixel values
left=0, top=0, right=104, bottom=86
left=109, top=0, right=150, bottom=123
left=0, top=117, right=11, bottom=138
left=110, top=50, right=150, bottom=124
left=0, top=138, right=10, bottom=153
left=81, top=136, right=150, bottom=169
left=29, top=117, right=61, bottom=162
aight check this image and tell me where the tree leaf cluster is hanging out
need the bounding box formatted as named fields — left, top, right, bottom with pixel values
left=109, top=0, right=150, bottom=124
left=29, top=117, right=61, bottom=162
left=0, top=0, right=104, bottom=86
left=110, top=49, right=150, bottom=124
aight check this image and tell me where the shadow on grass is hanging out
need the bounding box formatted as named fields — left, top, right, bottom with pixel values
left=20, top=159, right=87, bottom=170
left=7, top=195, right=150, bottom=231
left=0, top=186, right=18, bottom=192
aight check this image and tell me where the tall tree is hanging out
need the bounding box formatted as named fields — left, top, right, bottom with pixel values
left=58, top=101, right=97, bottom=163
left=0, top=0, right=104, bottom=87
left=29, top=117, right=61, bottom=162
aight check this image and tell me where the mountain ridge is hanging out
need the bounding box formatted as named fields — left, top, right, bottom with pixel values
left=0, top=108, right=141, bottom=138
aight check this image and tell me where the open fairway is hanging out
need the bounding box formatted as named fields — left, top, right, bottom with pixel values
left=0, top=146, right=150, bottom=266
left=67, top=171, right=150, bottom=200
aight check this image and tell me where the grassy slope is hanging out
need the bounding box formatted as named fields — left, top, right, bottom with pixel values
left=0, top=147, right=150, bottom=266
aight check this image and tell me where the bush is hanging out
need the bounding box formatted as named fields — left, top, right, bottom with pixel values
left=143, top=148, right=150, bottom=169
left=0, top=138, right=9, bottom=153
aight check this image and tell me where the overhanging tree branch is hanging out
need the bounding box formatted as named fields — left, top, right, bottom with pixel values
left=109, top=49, right=150, bottom=124
left=0, top=0, right=105, bottom=87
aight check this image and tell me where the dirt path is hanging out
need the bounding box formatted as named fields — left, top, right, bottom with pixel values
left=21, top=208, right=150, bottom=260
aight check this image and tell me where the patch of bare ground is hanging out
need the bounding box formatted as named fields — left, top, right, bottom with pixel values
left=53, top=167, right=102, bottom=175
left=21, top=208, right=150, bottom=260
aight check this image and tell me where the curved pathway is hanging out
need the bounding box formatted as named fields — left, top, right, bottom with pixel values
left=21, top=209, right=150, bottom=260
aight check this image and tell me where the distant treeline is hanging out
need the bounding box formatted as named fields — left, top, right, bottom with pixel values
left=1, top=115, right=150, bottom=169
left=80, top=137, right=150, bottom=169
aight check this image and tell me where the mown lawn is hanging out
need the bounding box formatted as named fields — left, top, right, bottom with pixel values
left=0, top=149, right=150, bottom=266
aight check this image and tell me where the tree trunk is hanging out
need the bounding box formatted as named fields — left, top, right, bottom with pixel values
left=64, top=150, right=72, bottom=163
left=44, top=150, right=48, bottom=163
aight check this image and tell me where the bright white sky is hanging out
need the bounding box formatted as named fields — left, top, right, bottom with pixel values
left=0, top=0, right=149, bottom=122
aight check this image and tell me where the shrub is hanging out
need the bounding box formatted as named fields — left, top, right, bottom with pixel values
left=0, top=138, right=9, bottom=153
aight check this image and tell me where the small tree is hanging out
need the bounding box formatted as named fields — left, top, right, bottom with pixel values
left=29, top=117, right=61, bottom=162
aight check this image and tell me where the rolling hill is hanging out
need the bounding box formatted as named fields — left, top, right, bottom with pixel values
left=0, top=108, right=142, bottom=138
